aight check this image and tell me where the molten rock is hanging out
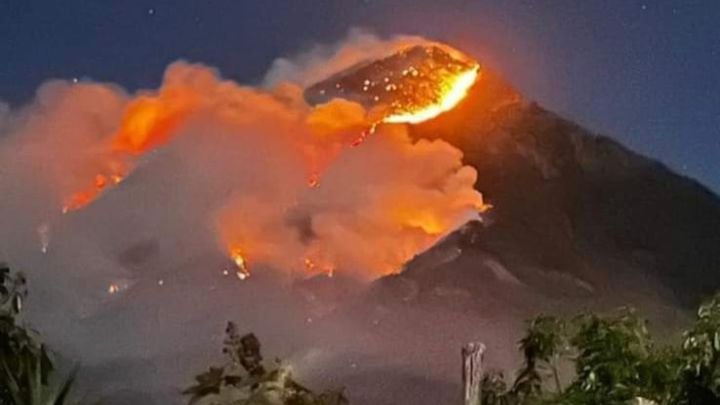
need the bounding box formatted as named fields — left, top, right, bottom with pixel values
left=304, top=45, right=480, bottom=124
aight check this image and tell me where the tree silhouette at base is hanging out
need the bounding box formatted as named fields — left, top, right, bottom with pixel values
left=184, top=322, right=348, bottom=405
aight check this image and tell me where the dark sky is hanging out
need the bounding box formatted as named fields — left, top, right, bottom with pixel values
left=2, top=0, right=719, bottom=192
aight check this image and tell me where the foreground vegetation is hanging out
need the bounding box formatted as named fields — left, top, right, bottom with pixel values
left=481, top=298, right=720, bottom=404
left=3, top=263, right=720, bottom=405
left=0, top=265, right=75, bottom=405
left=183, top=322, right=347, bottom=405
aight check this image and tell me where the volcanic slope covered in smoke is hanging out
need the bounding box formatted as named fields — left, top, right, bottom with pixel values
left=298, top=36, right=719, bottom=403
left=386, top=66, right=720, bottom=310
left=0, top=32, right=494, bottom=404
left=300, top=34, right=720, bottom=313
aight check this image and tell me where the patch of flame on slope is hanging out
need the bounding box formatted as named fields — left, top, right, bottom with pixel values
left=230, top=248, right=251, bottom=280
left=62, top=85, right=198, bottom=213
left=63, top=172, right=126, bottom=213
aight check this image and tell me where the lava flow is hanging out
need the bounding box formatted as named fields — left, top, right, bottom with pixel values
left=382, top=64, right=479, bottom=124
left=304, top=44, right=481, bottom=125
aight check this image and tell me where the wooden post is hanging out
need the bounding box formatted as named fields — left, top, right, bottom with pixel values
left=462, top=342, right=485, bottom=405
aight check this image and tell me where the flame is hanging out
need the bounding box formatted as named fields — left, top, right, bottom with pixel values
left=63, top=173, right=125, bottom=213
left=62, top=88, right=195, bottom=212
left=401, top=212, right=447, bottom=236
left=230, top=248, right=251, bottom=280
left=307, top=173, right=321, bottom=188
left=383, top=64, right=479, bottom=124
left=49, top=45, right=486, bottom=281
left=111, top=95, right=195, bottom=154
left=107, top=282, right=128, bottom=294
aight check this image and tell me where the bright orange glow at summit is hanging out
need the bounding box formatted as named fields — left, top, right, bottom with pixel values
left=383, top=64, right=480, bottom=125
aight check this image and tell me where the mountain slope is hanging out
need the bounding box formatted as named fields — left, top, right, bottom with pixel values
left=405, top=67, right=720, bottom=306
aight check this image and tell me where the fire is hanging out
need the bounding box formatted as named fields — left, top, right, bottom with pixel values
left=63, top=173, right=125, bottom=213
left=44, top=41, right=487, bottom=281
left=62, top=85, right=196, bottom=212
left=111, top=94, right=195, bottom=154
left=304, top=257, right=316, bottom=272
left=383, top=64, right=479, bottom=124
left=107, top=282, right=128, bottom=294
left=230, top=248, right=251, bottom=280
left=307, top=173, right=321, bottom=188
left=304, top=44, right=481, bottom=126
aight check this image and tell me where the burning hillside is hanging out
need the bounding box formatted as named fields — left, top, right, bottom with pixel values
left=0, top=37, right=487, bottom=282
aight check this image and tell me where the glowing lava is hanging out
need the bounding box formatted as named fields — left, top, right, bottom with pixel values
left=383, top=64, right=479, bottom=124
left=304, top=44, right=481, bottom=125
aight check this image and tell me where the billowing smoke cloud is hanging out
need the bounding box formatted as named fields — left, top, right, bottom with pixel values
left=0, top=36, right=484, bottom=282
left=264, top=28, right=432, bottom=89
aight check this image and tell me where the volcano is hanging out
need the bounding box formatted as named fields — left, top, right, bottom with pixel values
left=306, top=45, right=720, bottom=308
left=7, top=39, right=720, bottom=405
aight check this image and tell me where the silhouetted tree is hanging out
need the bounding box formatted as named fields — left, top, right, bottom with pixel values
left=184, top=322, right=348, bottom=405
left=480, top=294, right=720, bottom=404
left=0, top=264, right=76, bottom=405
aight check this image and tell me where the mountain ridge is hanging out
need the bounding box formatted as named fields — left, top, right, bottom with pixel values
left=401, top=66, right=720, bottom=307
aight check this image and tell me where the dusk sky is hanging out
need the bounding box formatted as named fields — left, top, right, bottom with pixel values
left=2, top=0, right=719, bottom=191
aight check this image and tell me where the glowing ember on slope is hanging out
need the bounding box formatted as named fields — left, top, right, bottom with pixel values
left=304, top=257, right=316, bottom=272
left=230, top=248, right=251, bottom=280
left=107, top=282, right=130, bottom=294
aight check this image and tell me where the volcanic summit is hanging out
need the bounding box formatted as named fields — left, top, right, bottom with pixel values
left=305, top=42, right=720, bottom=308
left=304, top=44, right=480, bottom=124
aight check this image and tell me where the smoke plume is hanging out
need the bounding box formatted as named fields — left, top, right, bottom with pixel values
left=0, top=34, right=484, bottom=282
